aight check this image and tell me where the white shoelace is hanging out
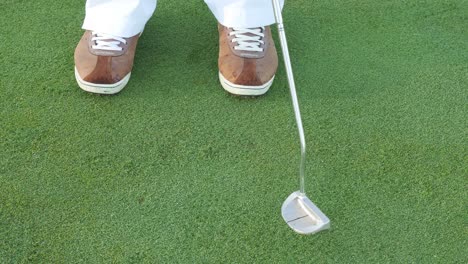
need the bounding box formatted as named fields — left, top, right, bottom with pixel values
left=91, top=31, right=127, bottom=51
left=230, top=27, right=265, bottom=52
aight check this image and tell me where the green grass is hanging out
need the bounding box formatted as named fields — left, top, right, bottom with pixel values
left=1, top=0, right=467, bottom=262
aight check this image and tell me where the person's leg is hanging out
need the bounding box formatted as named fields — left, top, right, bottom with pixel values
left=75, top=0, right=157, bottom=94
left=82, top=0, right=157, bottom=38
left=205, top=0, right=285, bottom=96
left=205, top=0, right=284, bottom=28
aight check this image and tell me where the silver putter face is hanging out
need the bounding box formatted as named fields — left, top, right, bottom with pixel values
left=282, top=191, right=330, bottom=235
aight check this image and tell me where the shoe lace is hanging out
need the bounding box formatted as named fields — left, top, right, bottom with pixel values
left=229, top=27, right=265, bottom=52
left=91, top=31, right=127, bottom=51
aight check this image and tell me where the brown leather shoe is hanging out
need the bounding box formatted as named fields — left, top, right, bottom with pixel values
left=74, top=31, right=140, bottom=94
left=218, top=24, right=278, bottom=96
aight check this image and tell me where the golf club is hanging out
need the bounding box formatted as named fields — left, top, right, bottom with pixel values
left=272, top=0, right=330, bottom=235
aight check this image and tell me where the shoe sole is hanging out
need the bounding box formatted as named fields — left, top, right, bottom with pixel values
left=219, top=72, right=274, bottom=96
left=75, top=67, right=131, bottom=95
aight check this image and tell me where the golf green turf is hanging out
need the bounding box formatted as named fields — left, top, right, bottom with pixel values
left=1, top=0, right=467, bottom=262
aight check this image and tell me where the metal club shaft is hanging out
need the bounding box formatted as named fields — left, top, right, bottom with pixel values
left=272, top=0, right=306, bottom=195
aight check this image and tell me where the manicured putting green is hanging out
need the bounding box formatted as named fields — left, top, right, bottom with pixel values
left=1, top=0, right=466, bottom=262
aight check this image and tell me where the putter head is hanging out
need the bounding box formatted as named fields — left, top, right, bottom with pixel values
left=282, top=191, right=330, bottom=235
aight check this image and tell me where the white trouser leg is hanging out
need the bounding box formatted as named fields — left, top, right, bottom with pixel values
left=82, top=0, right=157, bottom=38
left=205, top=0, right=285, bottom=28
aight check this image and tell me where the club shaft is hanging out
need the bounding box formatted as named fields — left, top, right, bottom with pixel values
left=272, top=0, right=306, bottom=195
